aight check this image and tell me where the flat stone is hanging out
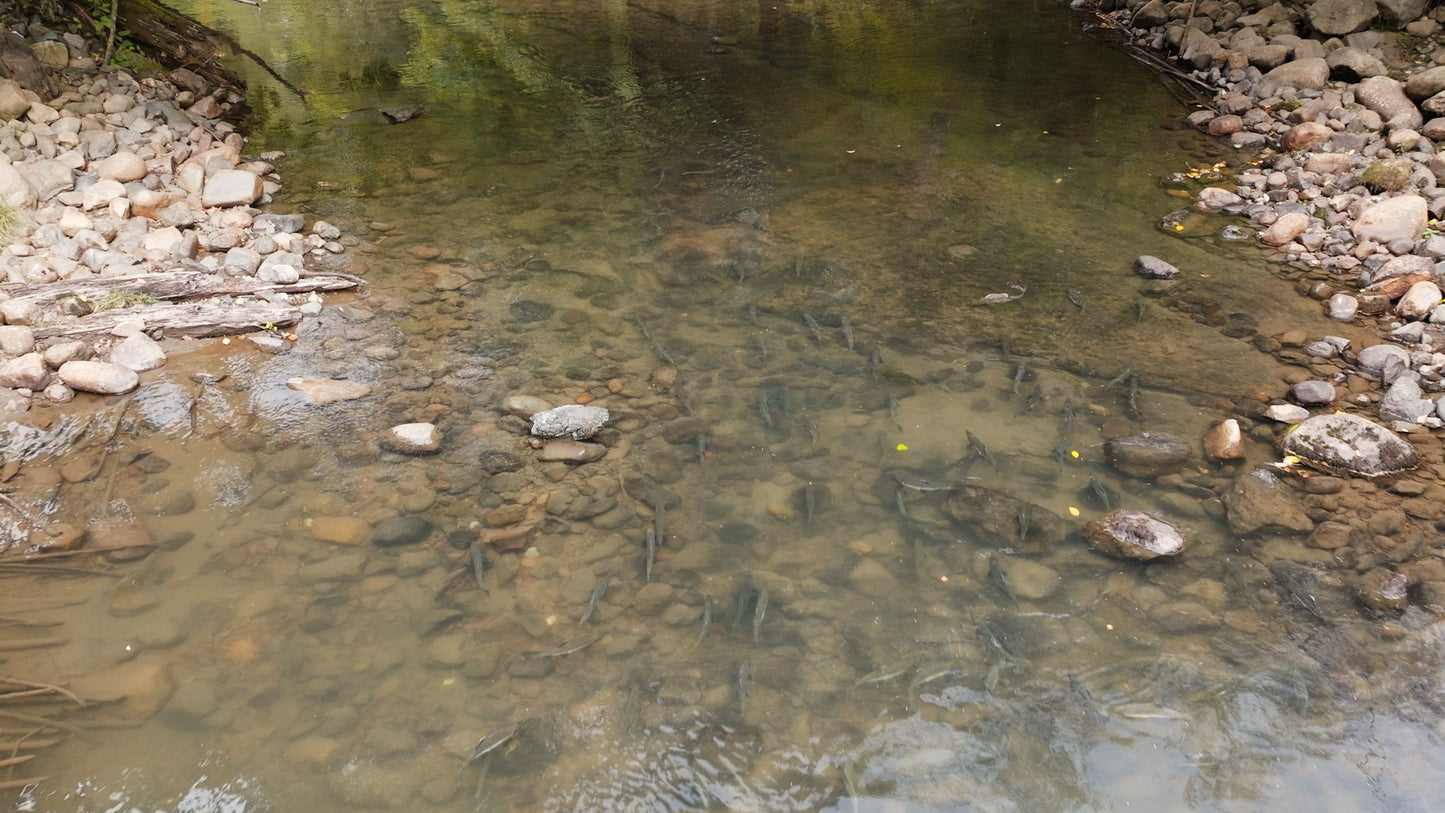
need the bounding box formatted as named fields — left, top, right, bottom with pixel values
left=1265, top=403, right=1311, bottom=423
left=1264, top=57, right=1330, bottom=91
left=1291, top=380, right=1336, bottom=405
left=310, top=517, right=371, bottom=545
left=372, top=516, right=434, bottom=547
left=502, top=394, right=553, bottom=417
left=992, top=555, right=1061, bottom=599
left=1354, top=195, right=1428, bottom=244
left=1379, top=377, right=1436, bottom=423
left=1357, top=343, right=1411, bottom=372
left=1104, top=432, right=1192, bottom=478
left=95, top=151, right=146, bottom=182
left=57, top=360, right=138, bottom=394
left=285, top=377, right=371, bottom=405
left=201, top=169, right=262, bottom=208
left=537, top=439, right=607, bottom=463
left=297, top=552, right=367, bottom=584
left=1281, top=412, right=1420, bottom=477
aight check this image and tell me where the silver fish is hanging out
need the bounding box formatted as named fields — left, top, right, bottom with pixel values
left=1051, top=439, right=1070, bottom=474
left=644, top=526, right=658, bottom=582
left=841, top=317, right=856, bottom=351
left=469, top=541, right=487, bottom=593
left=895, top=487, right=909, bottom=517
left=751, top=334, right=769, bottom=363
left=1021, top=385, right=1042, bottom=413
left=579, top=576, right=610, bottom=625
left=805, top=417, right=820, bottom=445
left=779, top=385, right=794, bottom=417
left=523, top=630, right=604, bottom=660
left=745, top=304, right=760, bottom=325
left=752, top=589, right=769, bottom=643
left=1087, top=475, right=1116, bottom=511
left=695, top=595, right=714, bottom=648
left=652, top=343, right=676, bottom=366
left=695, top=434, right=708, bottom=462
left=756, top=391, right=773, bottom=428
left=1115, top=702, right=1188, bottom=721
left=653, top=504, right=668, bottom=549
left=1011, top=365, right=1028, bottom=394
left=804, top=482, right=816, bottom=526
left=889, top=471, right=960, bottom=492
left=868, top=348, right=882, bottom=381
left=988, top=555, right=1017, bottom=604
left=852, top=653, right=921, bottom=688
left=1017, top=505, right=1031, bottom=542
left=737, top=660, right=751, bottom=709
left=466, top=723, right=520, bottom=763
left=1067, top=289, right=1085, bottom=311
left=803, top=312, right=823, bottom=343
left=887, top=393, right=899, bottom=422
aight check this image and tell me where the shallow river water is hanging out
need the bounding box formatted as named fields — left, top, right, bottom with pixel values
left=6, top=0, right=1445, bottom=811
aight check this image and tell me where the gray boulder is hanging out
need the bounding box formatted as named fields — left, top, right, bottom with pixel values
left=1378, top=377, right=1436, bottom=422
left=1085, top=510, right=1186, bottom=561
left=1264, top=58, right=1330, bottom=91
left=1354, top=195, right=1428, bottom=244
left=1280, top=412, right=1419, bottom=476
left=1354, top=76, right=1423, bottom=130
left=1309, top=0, right=1379, bottom=35
left=530, top=404, right=610, bottom=440
left=1134, top=255, right=1181, bottom=280
left=57, top=360, right=139, bottom=395
left=1327, top=47, right=1387, bottom=81
left=1405, top=65, right=1445, bottom=101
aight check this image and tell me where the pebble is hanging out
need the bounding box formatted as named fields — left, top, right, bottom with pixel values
left=371, top=516, right=435, bottom=547
left=537, top=439, right=607, bottom=463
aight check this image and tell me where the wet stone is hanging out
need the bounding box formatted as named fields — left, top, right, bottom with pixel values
left=58, top=359, right=138, bottom=394
left=1204, top=419, right=1245, bottom=460
left=508, top=300, right=555, bottom=323
left=372, top=516, right=434, bottom=547
left=1357, top=569, right=1409, bottom=613
left=1134, top=254, right=1181, bottom=279
left=478, top=448, right=524, bottom=474
left=1084, top=510, right=1187, bottom=561
left=993, top=555, right=1061, bottom=599
left=502, top=394, right=553, bottom=417
left=1104, top=432, right=1192, bottom=478
left=530, top=404, right=610, bottom=440
left=1223, top=469, right=1314, bottom=536
left=1291, top=380, right=1336, bottom=405
left=537, top=439, right=607, bottom=463
left=297, top=553, right=367, bottom=584
left=1281, top=412, right=1420, bottom=477
left=382, top=422, right=442, bottom=454
left=161, top=679, right=219, bottom=729
left=286, top=377, right=372, bottom=405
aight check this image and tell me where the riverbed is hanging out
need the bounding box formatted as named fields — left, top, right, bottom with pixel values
left=6, top=0, right=1445, bottom=811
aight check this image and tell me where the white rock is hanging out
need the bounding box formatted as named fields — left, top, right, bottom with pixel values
left=95, top=151, right=147, bottom=182
left=0, top=352, right=48, bottom=390
left=382, top=423, right=442, bottom=454
left=58, top=208, right=92, bottom=237
left=1396, top=280, right=1442, bottom=320
left=109, top=333, right=166, bottom=372
left=286, top=377, right=371, bottom=405
left=1265, top=403, right=1311, bottom=423
left=58, top=360, right=139, bottom=394
left=530, top=404, right=610, bottom=439
left=0, top=160, right=36, bottom=209
left=1354, top=195, right=1428, bottom=244
left=143, top=226, right=183, bottom=254
left=81, top=178, right=126, bottom=211
left=201, top=169, right=262, bottom=208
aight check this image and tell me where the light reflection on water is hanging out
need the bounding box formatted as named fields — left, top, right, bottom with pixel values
left=6, top=0, right=1445, bottom=811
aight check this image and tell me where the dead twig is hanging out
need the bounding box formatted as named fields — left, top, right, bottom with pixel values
left=0, top=677, right=86, bottom=706
left=0, top=776, right=48, bottom=790
left=0, top=709, right=85, bottom=736
left=0, top=753, right=34, bottom=768
left=0, top=638, right=68, bottom=651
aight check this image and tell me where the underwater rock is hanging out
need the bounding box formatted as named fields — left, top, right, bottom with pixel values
left=530, top=404, right=610, bottom=440
left=1084, top=509, right=1186, bottom=560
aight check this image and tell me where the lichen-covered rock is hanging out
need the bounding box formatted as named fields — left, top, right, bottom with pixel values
left=1280, top=412, right=1419, bottom=477
left=1084, top=510, right=1186, bottom=561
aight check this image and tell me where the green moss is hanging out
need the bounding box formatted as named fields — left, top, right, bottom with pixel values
left=1266, top=98, right=1302, bottom=113
left=1360, top=159, right=1413, bottom=193
left=90, top=290, right=161, bottom=311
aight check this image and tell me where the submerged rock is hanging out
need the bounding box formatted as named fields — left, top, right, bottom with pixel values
left=286, top=377, right=372, bottom=405
left=1104, top=432, right=1192, bottom=478
left=944, top=485, right=1069, bottom=551
left=382, top=422, right=442, bottom=454
left=1223, top=468, right=1314, bottom=535
left=1280, top=412, right=1419, bottom=477
left=1203, top=419, right=1244, bottom=460
left=530, top=404, right=610, bottom=440
left=1084, top=509, right=1186, bottom=561
left=1134, top=255, right=1181, bottom=279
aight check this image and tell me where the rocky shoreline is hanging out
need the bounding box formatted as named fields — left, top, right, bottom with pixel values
left=0, top=13, right=357, bottom=412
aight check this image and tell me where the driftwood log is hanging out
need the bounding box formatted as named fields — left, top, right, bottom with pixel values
left=2, top=269, right=363, bottom=339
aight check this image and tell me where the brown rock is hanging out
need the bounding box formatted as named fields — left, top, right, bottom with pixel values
left=1356, top=568, right=1408, bottom=613
left=1285, top=121, right=1334, bottom=150
left=310, top=516, right=371, bottom=545
left=632, top=582, right=674, bottom=614
left=1203, top=419, right=1245, bottom=460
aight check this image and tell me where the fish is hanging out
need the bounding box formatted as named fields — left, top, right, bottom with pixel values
left=1005, top=279, right=1027, bottom=294
left=988, top=555, right=1017, bottom=604
left=887, top=393, right=899, bottom=422
left=1114, top=702, right=1188, bottom=721
left=895, top=487, right=909, bottom=517
left=1086, top=475, right=1117, bottom=511
left=1060, top=400, right=1076, bottom=427
left=465, top=722, right=521, bottom=763
left=745, top=304, right=760, bottom=325
left=909, top=661, right=957, bottom=693
left=1135, top=298, right=1149, bottom=323
left=1017, top=505, right=1031, bottom=542
left=653, top=504, right=668, bottom=549
left=805, top=418, right=820, bottom=445
left=889, top=471, right=973, bottom=491
left=737, top=660, right=751, bottom=710
left=852, top=653, right=921, bottom=688
left=756, top=390, right=773, bottom=429
left=804, top=482, right=816, bottom=526
left=695, top=595, right=714, bottom=648
left=982, top=292, right=1019, bottom=304
left=1021, top=384, right=1042, bottom=413
left=522, top=630, right=604, bottom=660
left=1051, top=439, right=1070, bottom=474
left=1067, top=289, right=1085, bottom=311
left=751, top=334, right=769, bottom=363
left=966, top=430, right=998, bottom=471
left=578, top=576, right=610, bottom=625
left=469, top=541, right=487, bottom=593
left=1105, top=365, right=1136, bottom=391
left=1127, top=376, right=1143, bottom=419
left=842, top=758, right=861, bottom=813
left=752, top=589, right=769, bottom=642
left=803, top=312, right=823, bottom=344
left=1011, top=365, right=1028, bottom=394
left=841, top=317, right=856, bottom=351
left=695, top=434, right=709, bottom=462
left=868, top=348, right=882, bottom=381
left=652, top=343, right=677, bottom=367
left=779, top=385, right=794, bottom=417
left=731, top=583, right=757, bottom=633
left=643, top=526, right=658, bottom=582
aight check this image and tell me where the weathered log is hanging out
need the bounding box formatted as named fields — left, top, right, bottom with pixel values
left=112, top=0, right=247, bottom=98
left=1, top=269, right=363, bottom=309
left=32, top=301, right=304, bottom=340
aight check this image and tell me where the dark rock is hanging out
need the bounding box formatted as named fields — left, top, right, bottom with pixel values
left=621, top=475, right=682, bottom=510
left=372, top=516, right=435, bottom=547
left=1104, top=432, right=1192, bottom=478
left=1356, top=568, right=1408, bottom=612
left=381, top=105, right=423, bottom=123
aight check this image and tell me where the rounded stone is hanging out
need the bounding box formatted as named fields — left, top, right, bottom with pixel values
left=371, top=516, right=435, bottom=547
left=57, top=360, right=139, bottom=394
left=1134, top=255, right=1181, bottom=280
left=1104, top=432, right=1192, bottom=478
left=1290, top=380, right=1336, bottom=405
left=1084, top=510, right=1186, bottom=561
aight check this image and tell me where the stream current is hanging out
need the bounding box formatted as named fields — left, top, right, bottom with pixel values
left=6, top=0, right=1445, bottom=811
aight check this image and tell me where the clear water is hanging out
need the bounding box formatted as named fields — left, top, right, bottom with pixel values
left=5, top=1, right=1445, bottom=811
